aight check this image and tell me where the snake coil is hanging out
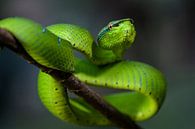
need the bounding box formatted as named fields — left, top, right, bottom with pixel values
left=0, top=17, right=166, bottom=126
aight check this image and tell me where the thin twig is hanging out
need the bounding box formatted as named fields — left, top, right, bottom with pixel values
left=0, top=28, right=142, bottom=129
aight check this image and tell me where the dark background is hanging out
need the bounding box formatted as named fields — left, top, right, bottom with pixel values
left=0, top=0, right=195, bottom=129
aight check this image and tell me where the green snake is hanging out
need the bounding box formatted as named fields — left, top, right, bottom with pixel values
left=0, top=17, right=166, bottom=126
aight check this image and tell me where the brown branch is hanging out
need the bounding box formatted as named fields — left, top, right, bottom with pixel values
left=0, top=28, right=142, bottom=129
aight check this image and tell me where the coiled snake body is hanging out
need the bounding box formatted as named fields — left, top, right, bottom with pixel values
left=0, top=17, right=166, bottom=126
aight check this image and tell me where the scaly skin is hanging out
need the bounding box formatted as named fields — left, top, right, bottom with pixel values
left=0, top=17, right=166, bottom=126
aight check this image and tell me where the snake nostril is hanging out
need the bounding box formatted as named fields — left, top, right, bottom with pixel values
left=126, top=30, right=129, bottom=33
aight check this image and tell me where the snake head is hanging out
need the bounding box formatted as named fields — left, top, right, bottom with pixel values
left=97, top=18, right=136, bottom=51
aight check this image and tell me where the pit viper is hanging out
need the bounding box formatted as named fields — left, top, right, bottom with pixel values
left=0, top=17, right=166, bottom=126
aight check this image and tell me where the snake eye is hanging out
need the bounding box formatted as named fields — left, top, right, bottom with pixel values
left=109, top=22, right=120, bottom=29
left=108, top=24, right=113, bottom=29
